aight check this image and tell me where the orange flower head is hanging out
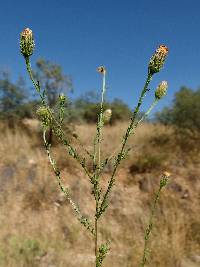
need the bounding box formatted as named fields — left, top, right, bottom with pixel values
left=148, top=45, right=169, bottom=75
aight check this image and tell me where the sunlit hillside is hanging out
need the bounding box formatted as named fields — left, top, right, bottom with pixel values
left=0, top=122, right=199, bottom=267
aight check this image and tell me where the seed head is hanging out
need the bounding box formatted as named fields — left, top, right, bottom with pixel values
left=103, top=109, right=112, bottom=123
left=20, top=28, right=35, bottom=58
left=155, top=81, right=168, bottom=100
left=97, top=66, right=106, bottom=74
left=148, top=45, right=169, bottom=75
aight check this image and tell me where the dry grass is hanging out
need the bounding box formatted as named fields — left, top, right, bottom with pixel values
left=0, top=122, right=199, bottom=267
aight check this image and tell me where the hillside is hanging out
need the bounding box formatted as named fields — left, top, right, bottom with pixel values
left=0, top=122, right=199, bottom=267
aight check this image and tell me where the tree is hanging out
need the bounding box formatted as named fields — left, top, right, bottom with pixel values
left=156, top=86, right=200, bottom=151
left=32, top=59, right=73, bottom=144
left=156, top=86, right=200, bottom=132
left=0, top=72, right=27, bottom=122
left=33, top=58, right=73, bottom=108
left=72, top=92, right=132, bottom=124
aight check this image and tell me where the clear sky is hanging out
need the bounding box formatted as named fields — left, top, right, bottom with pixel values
left=0, top=0, right=200, bottom=113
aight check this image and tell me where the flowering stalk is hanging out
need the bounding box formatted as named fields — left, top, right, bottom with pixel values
left=43, top=129, right=95, bottom=235
left=98, top=81, right=168, bottom=169
left=20, top=29, right=90, bottom=175
left=97, top=72, right=153, bottom=218
left=97, top=47, right=169, bottom=218
left=20, top=28, right=169, bottom=267
left=93, top=66, right=106, bottom=259
left=20, top=27, right=94, bottom=231
left=24, top=57, right=92, bottom=179
left=140, top=172, right=170, bottom=267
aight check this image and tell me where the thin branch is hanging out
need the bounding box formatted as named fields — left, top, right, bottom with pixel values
left=94, top=70, right=106, bottom=260
left=25, top=56, right=92, bottom=179
left=97, top=73, right=153, bottom=217
left=43, top=130, right=95, bottom=235
left=139, top=174, right=169, bottom=266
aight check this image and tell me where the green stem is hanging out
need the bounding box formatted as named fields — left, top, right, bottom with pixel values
left=94, top=71, right=106, bottom=266
left=98, top=99, right=158, bottom=175
left=25, top=56, right=92, bottom=179
left=98, top=73, right=153, bottom=217
left=52, top=123, right=92, bottom=179
left=137, top=100, right=157, bottom=124
left=43, top=130, right=95, bottom=235
left=95, top=217, right=98, bottom=258
left=98, top=72, right=106, bottom=168
left=139, top=177, right=168, bottom=267
left=25, top=57, right=45, bottom=104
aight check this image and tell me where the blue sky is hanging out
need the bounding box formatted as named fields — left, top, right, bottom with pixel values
left=0, top=0, right=200, bottom=113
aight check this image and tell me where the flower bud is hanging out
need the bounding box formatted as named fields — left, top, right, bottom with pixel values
left=155, top=81, right=168, bottom=100
left=103, top=109, right=112, bottom=123
left=59, top=93, right=66, bottom=105
left=148, top=45, right=169, bottom=75
left=59, top=94, right=65, bottom=101
left=160, top=171, right=170, bottom=187
left=97, top=66, right=106, bottom=74
left=20, top=28, right=35, bottom=57
left=36, top=106, right=52, bottom=128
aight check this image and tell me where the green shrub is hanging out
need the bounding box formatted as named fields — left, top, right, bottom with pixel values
left=156, top=86, right=200, bottom=132
left=72, top=93, right=132, bottom=124
left=9, top=236, right=44, bottom=266
left=156, top=87, right=200, bottom=152
left=129, top=152, right=168, bottom=174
